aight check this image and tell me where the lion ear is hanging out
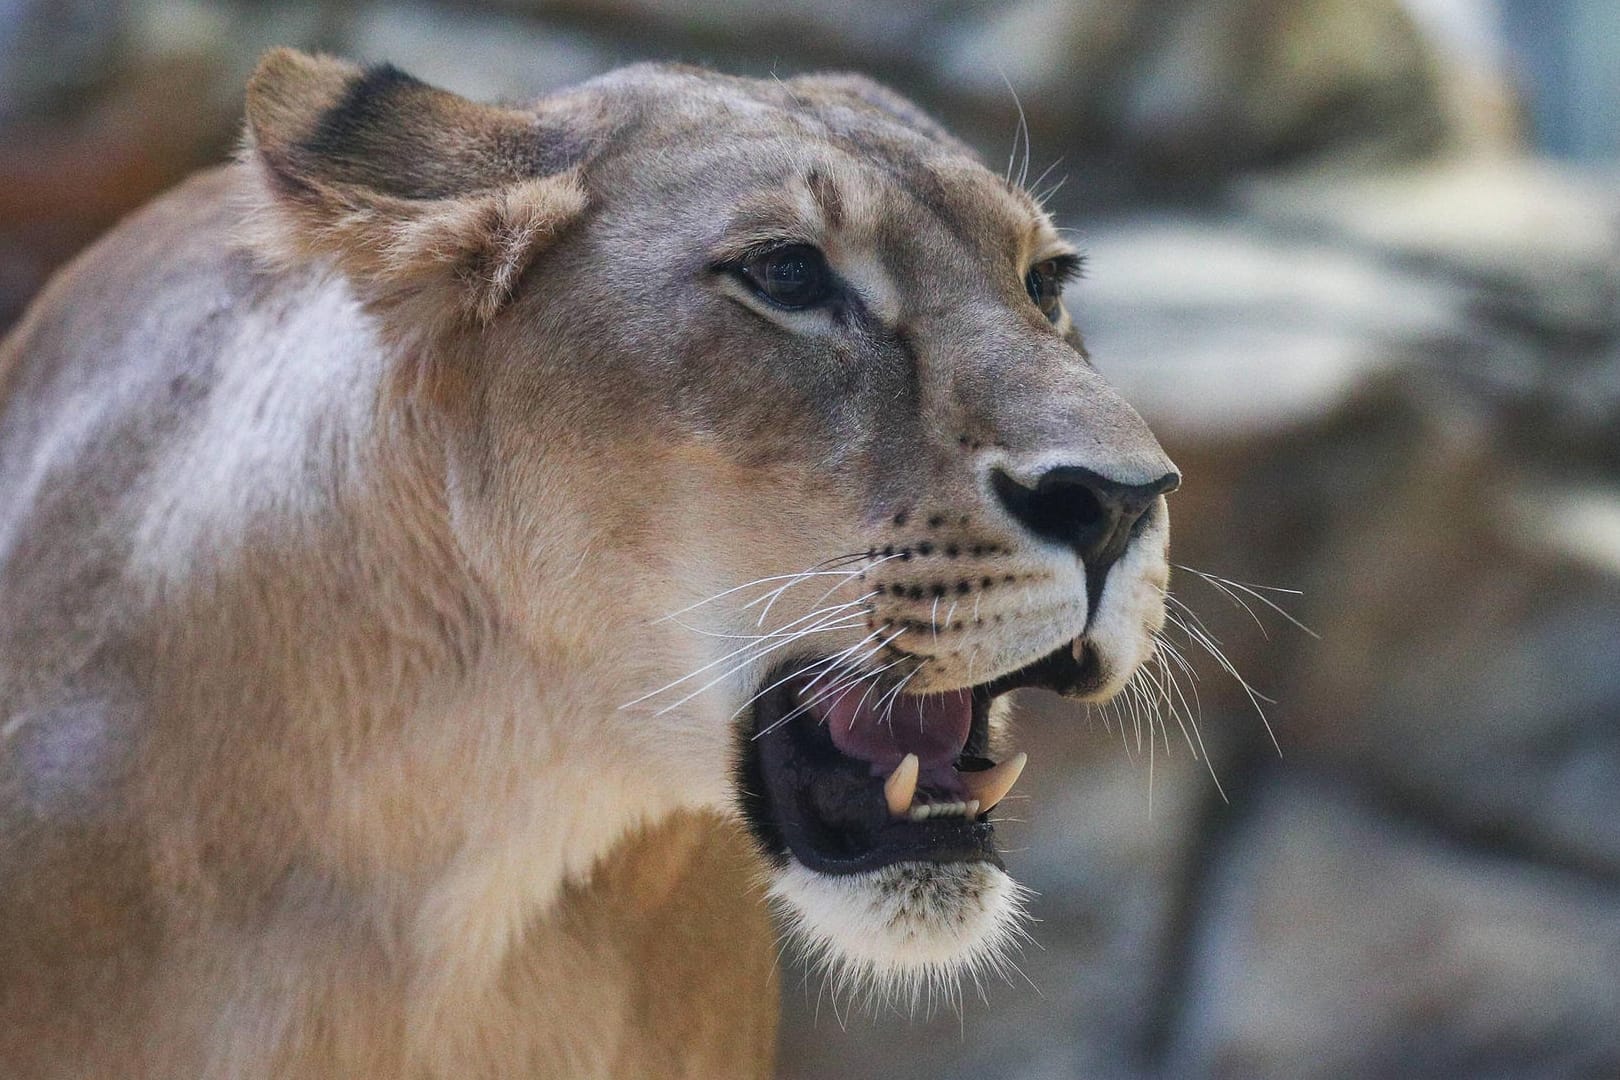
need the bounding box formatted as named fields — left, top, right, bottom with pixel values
left=244, top=48, right=589, bottom=327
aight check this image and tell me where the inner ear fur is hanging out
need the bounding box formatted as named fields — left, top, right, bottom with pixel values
left=244, top=48, right=588, bottom=326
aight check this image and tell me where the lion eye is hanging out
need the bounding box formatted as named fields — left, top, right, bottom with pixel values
left=1024, top=261, right=1063, bottom=324
left=739, top=245, right=834, bottom=310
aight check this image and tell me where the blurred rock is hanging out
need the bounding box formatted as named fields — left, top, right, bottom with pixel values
left=1077, top=216, right=1467, bottom=440
left=941, top=0, right=1470, bottom=193
left=1166, top=775, right=1620, bottom=1078
left=0, top=51, right=237, bottom=328
left=0, top=0, right=130, bottom=122
left=344, top=2, right=613, bottom=102
left=508, top=0, right=947, bottom=72
left=1242, top=159, right=1620, bottom=337
left=1117, top=0, right=1446, bottom=172
left=1278, top=420, right=1620, bottom=877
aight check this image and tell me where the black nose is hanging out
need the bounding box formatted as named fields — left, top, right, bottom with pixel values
left=991, top=464, right=1179, bottom=577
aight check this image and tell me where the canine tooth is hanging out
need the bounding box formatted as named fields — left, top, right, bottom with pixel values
left=960, top=751, right=1027, bottom=812
left=884, top=753, right=919, bottom=817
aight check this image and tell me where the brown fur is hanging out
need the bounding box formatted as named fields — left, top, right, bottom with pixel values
left=0, top=52, right=1176, bottom=1077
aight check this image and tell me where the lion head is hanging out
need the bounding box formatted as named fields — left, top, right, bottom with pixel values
left=245, top=51, right=1177, bottom=1000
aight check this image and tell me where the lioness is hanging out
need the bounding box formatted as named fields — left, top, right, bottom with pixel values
left=0, top=51, right=1178, bottom=1078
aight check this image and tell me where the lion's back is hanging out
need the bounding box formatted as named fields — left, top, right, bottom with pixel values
left=0, top=167, right=260, bottom=1079
left=1, top=167, right=254, bottom=677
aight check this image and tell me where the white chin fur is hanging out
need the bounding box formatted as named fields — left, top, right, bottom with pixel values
left=768, top=860, right=1031, bottom=1011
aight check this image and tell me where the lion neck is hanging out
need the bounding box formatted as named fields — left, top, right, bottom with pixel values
left=136, top=278, right=691, bottom=1006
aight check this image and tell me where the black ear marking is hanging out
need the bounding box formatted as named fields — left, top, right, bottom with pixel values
left=249, top=48, right=597, bottom=205
left=298, top=64, right=436, bottom=193
left=294, top=63, right=566, bottom=200
left=306, top=63, right=422, bottom=145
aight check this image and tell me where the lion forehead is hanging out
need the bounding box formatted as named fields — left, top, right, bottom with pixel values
left=566, top=65, right=1041, bottom=245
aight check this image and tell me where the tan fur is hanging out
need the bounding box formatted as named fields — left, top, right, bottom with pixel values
left=0, top=52, right=1176, bottom=1078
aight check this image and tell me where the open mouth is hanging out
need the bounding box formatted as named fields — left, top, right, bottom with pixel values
left=738, top=638, right=1103, bottom=875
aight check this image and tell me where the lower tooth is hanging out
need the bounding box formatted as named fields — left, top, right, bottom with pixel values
left=906, top=800, right=983, bottom=821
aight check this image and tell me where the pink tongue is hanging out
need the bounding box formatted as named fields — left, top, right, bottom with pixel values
left=816, top=687, right=973, bottom=772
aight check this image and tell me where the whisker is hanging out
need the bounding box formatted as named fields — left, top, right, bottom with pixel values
left=1168, top=668, right=1227, bottom=802
left=651, top=553, right=869, bottom=624
left=745, top=568, right=864, bottom=624
left=1134, top=632, right=1228, bottom=801
left=749, top=552, right=906, bottom=628
left=622, top=592, right=877, bottom=708
left=755, top=639, right=912, bottom=739
left=638, top=598, right=876, bottom=716
left=1175, top=564, right=1319, bottom=640
left=1147, top=686, right=1156, bottom=817
left=796, top=625, right=896, bottom=697
left=728, top=624, right=890, bottom=723
left=1163, top=602, right=1280, bottom=758
left=1027, top=155, right=1065, bottom=199
left=1169, top=665, right=1205, bottom=744
left=1156, top=634, right=1201, bottom=683
left=845, top=656, right=908, bottom=724
left=997, top=69, right=1032, bottom=190
left=667, top=616, right=863, bottom=641
left=1179, top=568, right=1303, bottom=595
left=1180, top=569, right=1270, bottom=638
left=875, top=664, right=924, bottom=730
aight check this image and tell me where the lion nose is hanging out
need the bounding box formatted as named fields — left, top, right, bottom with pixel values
left=991, top=465, right=1180, bottom=575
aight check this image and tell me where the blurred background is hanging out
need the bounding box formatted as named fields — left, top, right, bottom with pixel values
left=3, top=1, right=1616, bottom=1076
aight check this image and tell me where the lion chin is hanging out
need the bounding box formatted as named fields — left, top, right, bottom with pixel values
left=769, top=861, right=1032, bottom=1009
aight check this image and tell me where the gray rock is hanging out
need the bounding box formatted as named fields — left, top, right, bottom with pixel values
left=1166, top=775, right=1620, bottom=1078
left=939, top=0, right=1463, bottom=185
left=1240, top=160, right=1620, bottom=337
left=1075, top=215, right=1468, bottom=440
left=498, top=0, right=951, bottom=74
left=0, top=0, right=131, bottom=122
left=1118, top=0, right=1438, bottom=169
left=1286, top=452, right=1620, bottom=877
left=343, top=2, right=613, bottom=103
